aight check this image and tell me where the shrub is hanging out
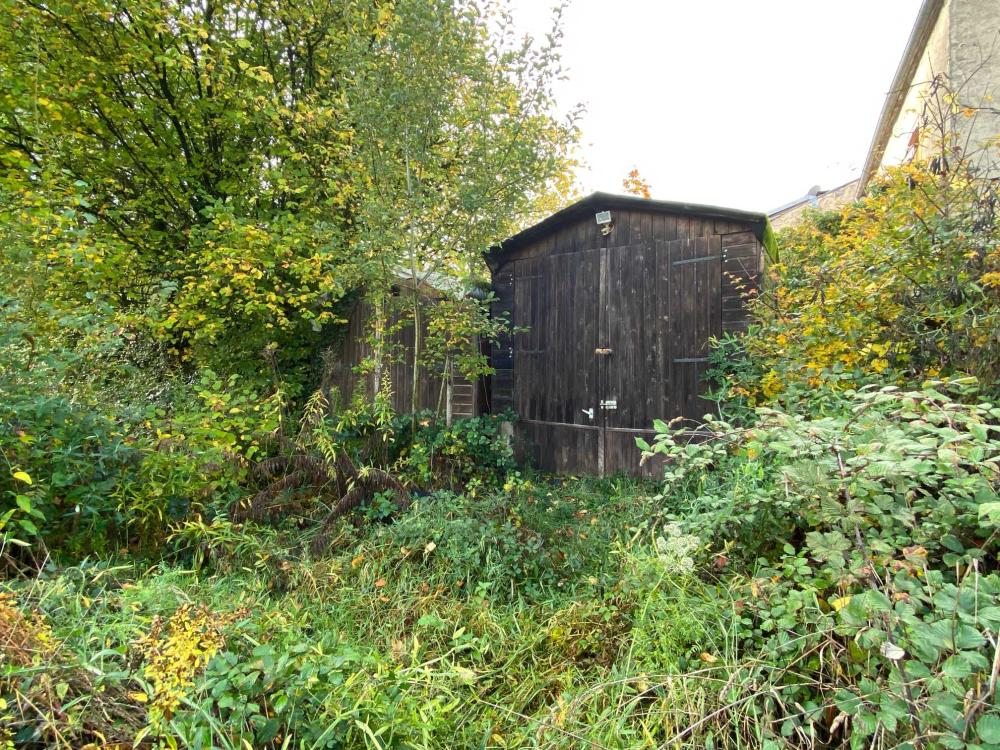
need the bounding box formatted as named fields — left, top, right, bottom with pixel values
left=115, top=371, right=279, bottom=546
left=743, top=162, right=1000, bottom=404
left=0, top=299, right=138, bottom=561
left=374, top=482, right=618, bottom=599
left=640, top=378, right=1000, bottom=747
left=397, top=412, right=517, bottom=490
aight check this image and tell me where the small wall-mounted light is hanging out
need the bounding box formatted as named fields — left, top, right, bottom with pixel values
left=596, top=210, right=614, bottom=235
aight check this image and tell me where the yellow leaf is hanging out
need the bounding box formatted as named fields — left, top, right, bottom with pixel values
left=699, top=652, right=718, bottom=663
left=129, top=691, right=149, bottom=703
left=831, top=596, right=852, bottom=612
left=12, top=470, right=32, bottom=485
left=453, top=666, right=478, bottom=683
left=351, top=554, right=364, bottom=568
left=375, top=578, right=386, bottom=588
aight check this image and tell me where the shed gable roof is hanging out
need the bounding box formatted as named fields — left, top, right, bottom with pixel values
left=487, top=191, right=772, bottom=269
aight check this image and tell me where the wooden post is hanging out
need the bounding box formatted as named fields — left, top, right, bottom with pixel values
left=445, top=362, right=453, bottom=427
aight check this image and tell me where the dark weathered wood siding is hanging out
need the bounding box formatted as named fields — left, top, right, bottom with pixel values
left=332, top=296, right=476, bottom=420
left=489, top=204, right=763, bottom=476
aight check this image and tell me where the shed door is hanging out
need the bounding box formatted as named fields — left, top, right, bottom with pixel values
left=512, top=249, right=600, bottom=473
left=510, top=236, right=722, bottom=476
left=666, top=236, right=722, bottom=421
left=601, top=236, right=721, bottom=475
left=602, top=242, right=663, bottom=475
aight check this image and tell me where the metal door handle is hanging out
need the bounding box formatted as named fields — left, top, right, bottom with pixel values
left=581, top=408, right=594, bottom=420
left=595, top=348, right=613, bottom=356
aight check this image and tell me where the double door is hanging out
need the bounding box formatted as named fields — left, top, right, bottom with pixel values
left=512, top=236, right=722, bottom=475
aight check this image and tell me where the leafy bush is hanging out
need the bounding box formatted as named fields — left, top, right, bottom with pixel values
left=743, top=162, right=1000, bottom=404
left=362, top=478, right=653, bottom=600
left=115, top=371, right=280, bottom=546
left=232, top=394, right=517, bottom=535
left=640, top=378, right=1000, bottom=747
left=397, top=412, right=517, bottom=490
left=0, top=297, right=139, bottom=561
left=643, top=379, right=999, bottom=565
left=0, top=289, right=279, bottom=560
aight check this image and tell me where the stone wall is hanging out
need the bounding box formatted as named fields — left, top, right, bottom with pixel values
left=881, top=0, right=951, bottom=168
left=770, top=180, right=860, bottom=231
left=949, top=0, right=1000, bottom=174
left=879, top=0, right=999, bottom=176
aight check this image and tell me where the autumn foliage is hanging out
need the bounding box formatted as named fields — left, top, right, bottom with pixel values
left=622, top=168, right=652, bottom=199
left=741, top=162, right=1000, bottom=402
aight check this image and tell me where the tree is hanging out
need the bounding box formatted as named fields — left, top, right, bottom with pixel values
left=0, top=0, right=579, bottom=392
left=345, top=0, right=579, bottom=414
left=0, top=0, right=377, bottom=369
left=622, top=167, right=651, bottom=198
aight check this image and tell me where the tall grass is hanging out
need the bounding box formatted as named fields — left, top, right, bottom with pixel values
left=2, top=478, right=767, bottom=749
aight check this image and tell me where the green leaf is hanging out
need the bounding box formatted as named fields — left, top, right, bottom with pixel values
left=940, top=534, right=966, bottom=553
left=258, top=718, right=280, bottom=744
left=979, top=502, right=1000, bottom=526
left=977, top=715, right=1000, bottom=744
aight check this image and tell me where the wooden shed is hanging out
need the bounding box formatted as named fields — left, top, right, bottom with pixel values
left=330, top=277, right=480, bottom=423
left=485, top=192, right=772, bottom=476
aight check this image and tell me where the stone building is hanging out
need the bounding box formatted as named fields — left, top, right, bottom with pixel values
left=857, top=0, right=1000, bottom=193
left=768, top=180, right=859, bottom=232
left=771, top=0, right=999, bottom=230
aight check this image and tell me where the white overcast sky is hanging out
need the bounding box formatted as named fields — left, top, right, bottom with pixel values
left=506, top=0, right=923, bottom=212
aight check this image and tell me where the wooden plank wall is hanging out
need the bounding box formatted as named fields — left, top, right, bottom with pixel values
left=602, top=235, right=721, bottom=475
left=721, top=231, right=763, bottom=334
left=330, top=296, right=471, bottom=418
left=508, top=248, right=601, bottom=470
left=488, top=268, right=515, bottom=413
left=667, top=236, right=723, bottom=425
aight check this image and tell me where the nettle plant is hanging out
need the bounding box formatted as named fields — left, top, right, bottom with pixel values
left=640, top=379, right=1000, bottom=748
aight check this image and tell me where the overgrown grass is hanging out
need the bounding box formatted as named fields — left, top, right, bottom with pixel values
left=5, top=384, right=1000, bottom=749
left=2, top=476, right=763, bottom=749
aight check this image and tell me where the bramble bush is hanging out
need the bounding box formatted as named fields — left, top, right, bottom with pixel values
left=0, top=293, right=139, bottom=562
left=396, top=411, right=517, bottom=490
left=0, top=288, right=281, bottom=562
left=640, top=378, right=1000, bottom=748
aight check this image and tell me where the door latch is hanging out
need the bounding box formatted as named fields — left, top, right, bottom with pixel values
left=581, top=407, right=594, bottom=420
left=600, top=399, right=617, bottom=410
left=594, top=347, right=613, bottom=356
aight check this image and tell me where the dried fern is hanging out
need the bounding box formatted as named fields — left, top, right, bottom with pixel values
left=309, top=467, right=410, bottom=555
left=234, top=387, right=410, bottom=533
